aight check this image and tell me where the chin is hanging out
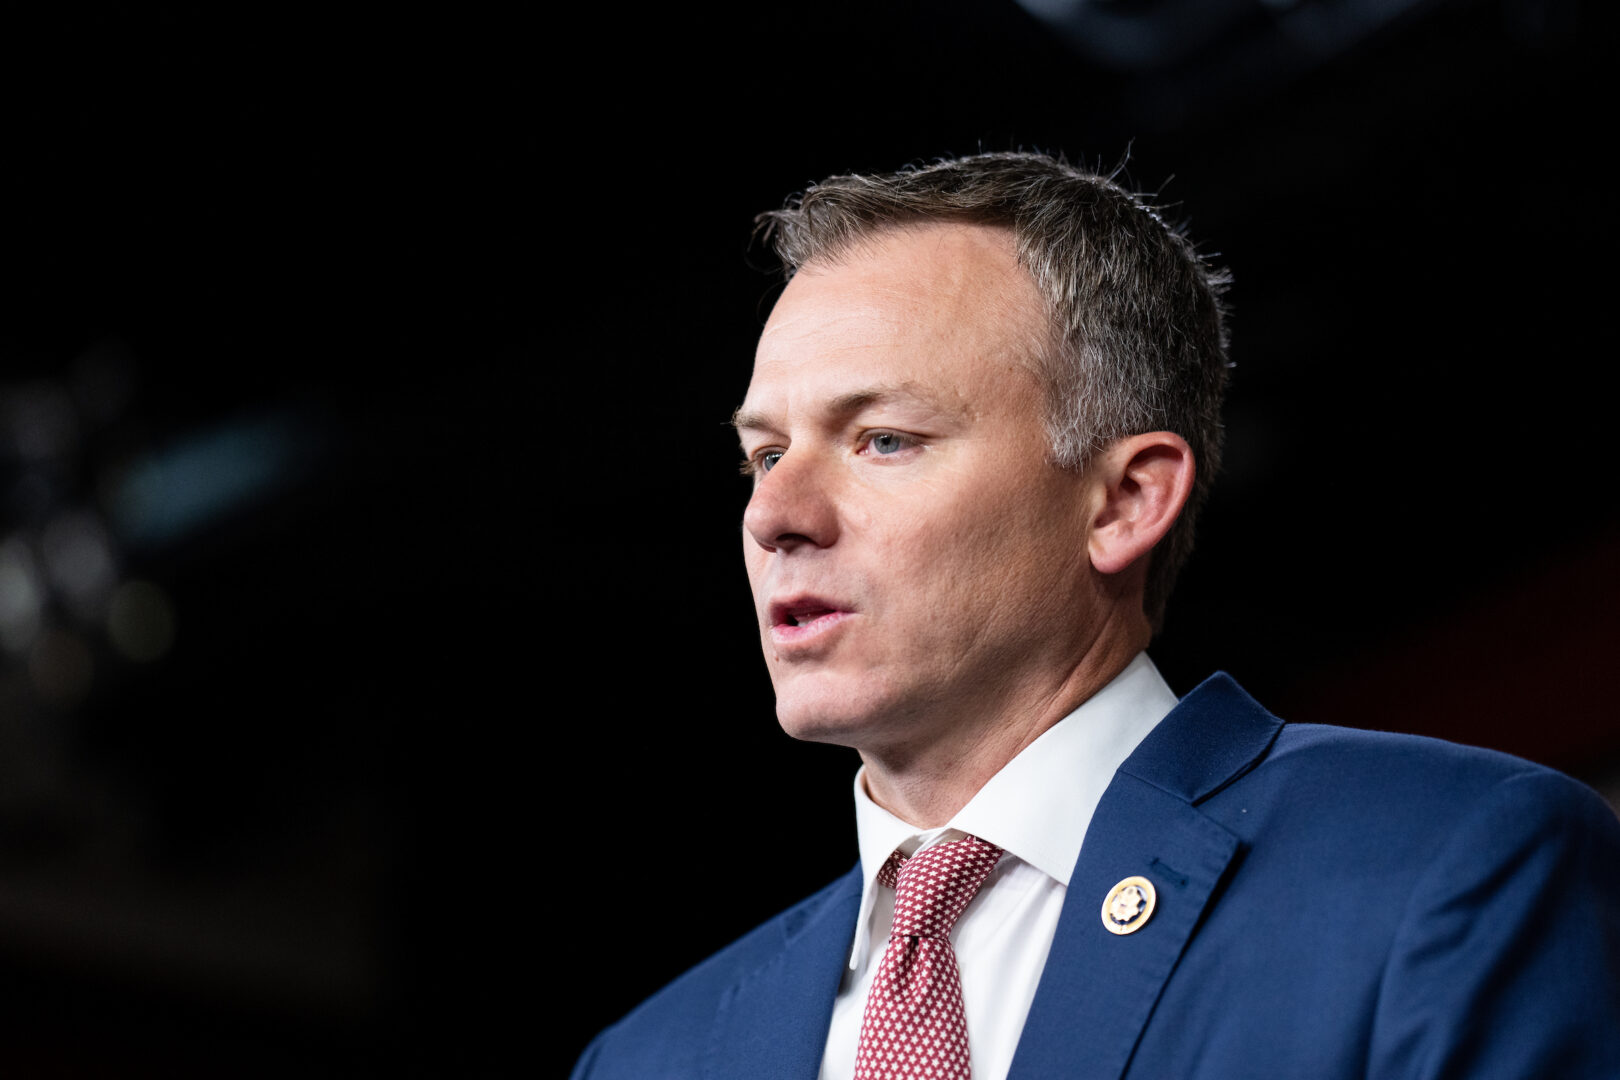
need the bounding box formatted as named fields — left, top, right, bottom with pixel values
left=774, top=701, right=871, bottom=747
left=771, top=672, right=912, bottom=749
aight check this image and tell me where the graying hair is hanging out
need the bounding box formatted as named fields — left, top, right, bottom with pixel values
left=755, top=151, right=1231, bottom=630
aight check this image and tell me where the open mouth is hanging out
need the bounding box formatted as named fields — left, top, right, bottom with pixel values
left=769, top=597, right=852, bottom=639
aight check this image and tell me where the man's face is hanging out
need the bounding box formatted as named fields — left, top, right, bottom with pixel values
left=736, top=224, right=1102, bottom=754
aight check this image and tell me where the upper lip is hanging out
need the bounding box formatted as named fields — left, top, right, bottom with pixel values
left=768, top=594, right=850, bottom=628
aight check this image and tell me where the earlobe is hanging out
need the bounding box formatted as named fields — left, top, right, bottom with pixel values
left=1088, top=433, right=1195, bottom=576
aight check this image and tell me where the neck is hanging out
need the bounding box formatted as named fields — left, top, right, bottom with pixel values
left=858, top=619, right=1148, bottom=828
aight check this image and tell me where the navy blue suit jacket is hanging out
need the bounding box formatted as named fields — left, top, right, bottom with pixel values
left=573, top=675, right=1620, bottom=1079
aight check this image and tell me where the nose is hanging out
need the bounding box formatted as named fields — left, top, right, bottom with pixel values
left=743, top=450, right=838, bottom=554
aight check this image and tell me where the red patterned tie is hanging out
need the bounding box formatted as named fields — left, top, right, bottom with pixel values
left=854, top=835, right=1003, bottom=1080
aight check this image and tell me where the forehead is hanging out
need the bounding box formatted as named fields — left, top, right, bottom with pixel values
left=742, top=224, right=1048, bottom=422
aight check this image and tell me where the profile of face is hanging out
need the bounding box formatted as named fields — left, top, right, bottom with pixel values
left=736, top=224, right=1108, bottom=756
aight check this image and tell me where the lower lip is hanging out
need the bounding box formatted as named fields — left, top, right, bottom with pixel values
left=769, top=610, right=853, bottom=648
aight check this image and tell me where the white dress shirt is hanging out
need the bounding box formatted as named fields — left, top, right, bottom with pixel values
left=817, top=652, right=1180, bottom=1080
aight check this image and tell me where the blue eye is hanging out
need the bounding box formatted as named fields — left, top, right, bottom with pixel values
left=870, top=433, right=906, bottom=455
left=741, top=450, right=784, bottom=477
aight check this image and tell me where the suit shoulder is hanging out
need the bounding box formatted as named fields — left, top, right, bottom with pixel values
left=1168, top=674, right=1603, bottom=815
left=572, top=867, right=860, bottom=1079
left=1271, top=720, right=1593, bottom=797
left=1205, top=718, right=1618, bottom=867
left=1140, top=701, right=1620, bottom=1075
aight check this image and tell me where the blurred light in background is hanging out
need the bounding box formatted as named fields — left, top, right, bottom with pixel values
left=0, top=538, right=45, bottom=654
left=110, top=412, right=323, bottom=551
left=42, top=510, right=117, bottom=623
left=1017, top=0, right=1574, bottom=78
left=4, top=340, right=331, bottom=715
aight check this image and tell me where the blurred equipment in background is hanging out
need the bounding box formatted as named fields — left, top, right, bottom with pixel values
left=0, top=341, right=374, bottom=1073
left=1017, top=0, right=1580, bottom=126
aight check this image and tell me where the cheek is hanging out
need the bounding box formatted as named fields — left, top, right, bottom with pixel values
left=920, top=478, right=1085, bottom=603
left=849, top=522, right=979, bottom=627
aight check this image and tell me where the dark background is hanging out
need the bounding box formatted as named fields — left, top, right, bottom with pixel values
left=1, top=1, right=1614, bottom=1075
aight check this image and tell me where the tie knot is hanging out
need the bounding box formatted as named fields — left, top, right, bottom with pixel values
left=877, top=835, right=1002, bottom=940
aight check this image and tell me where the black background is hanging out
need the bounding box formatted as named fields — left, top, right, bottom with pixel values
left=1, top=2, right=1615, bottom=1076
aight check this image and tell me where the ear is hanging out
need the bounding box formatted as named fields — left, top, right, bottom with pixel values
left=1087, top=432, right=1196, bottom=576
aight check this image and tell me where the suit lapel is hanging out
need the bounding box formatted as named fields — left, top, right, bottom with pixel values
left=1006, top=776, right=1240, bottom=1080
left=1007, top=674, right=1283, bottom=1080
left=706, top=866, right=862, bottom=1080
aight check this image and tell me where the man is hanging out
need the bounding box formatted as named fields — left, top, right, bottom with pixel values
left=572, top=153, right=1620, bottom=1079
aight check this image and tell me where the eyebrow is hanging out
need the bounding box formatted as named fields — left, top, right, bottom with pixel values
left=731, top=384, right=952, bottom=434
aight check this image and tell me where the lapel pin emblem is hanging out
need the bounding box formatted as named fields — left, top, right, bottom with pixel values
left=1101, top=876, right=1157, bottom=935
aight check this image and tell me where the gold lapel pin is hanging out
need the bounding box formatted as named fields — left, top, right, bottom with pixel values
left=1101, top=876, right=1157, bottom=935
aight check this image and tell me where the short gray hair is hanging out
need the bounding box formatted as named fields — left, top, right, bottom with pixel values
left=755, top=151, right=1231, bottom=630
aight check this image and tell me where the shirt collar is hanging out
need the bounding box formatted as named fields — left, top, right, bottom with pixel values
left=846, top=651, right=1179, bottom=969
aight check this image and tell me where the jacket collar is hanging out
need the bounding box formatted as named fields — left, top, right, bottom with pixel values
left=1119, top=672, right=1285, bottom=804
